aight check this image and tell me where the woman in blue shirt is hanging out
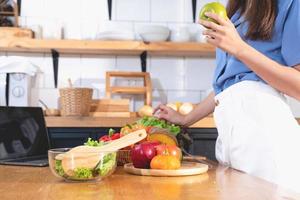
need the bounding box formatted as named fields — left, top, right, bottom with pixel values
left=155, top=0, right=300, bottom=192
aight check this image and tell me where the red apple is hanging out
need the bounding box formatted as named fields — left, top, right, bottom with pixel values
left=131, top=141, right=160, bottom=169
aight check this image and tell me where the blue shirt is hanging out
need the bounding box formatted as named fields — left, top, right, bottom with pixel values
left=213, top=0, right=300, bottom=95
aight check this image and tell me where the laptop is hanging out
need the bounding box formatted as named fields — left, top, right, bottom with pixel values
left=0, top=106, right=50, bottom=167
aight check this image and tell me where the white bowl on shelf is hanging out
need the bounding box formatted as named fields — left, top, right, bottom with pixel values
left=137, top=25, right=170, bottom=42
left=170, top=27, right=191, bottom=42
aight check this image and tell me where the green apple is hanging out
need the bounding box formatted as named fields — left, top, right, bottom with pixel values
left=199, top=2, right=228, bottom=24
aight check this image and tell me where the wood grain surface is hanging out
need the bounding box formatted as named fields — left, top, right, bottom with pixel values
left=124, top=162, right=208, bottom=177
left=0, top=38, right=215, bottom=56
left=0, top=165, right=299, bottom=200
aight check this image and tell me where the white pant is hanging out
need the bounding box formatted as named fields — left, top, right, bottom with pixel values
left=214, top=81, right=300, bottom=193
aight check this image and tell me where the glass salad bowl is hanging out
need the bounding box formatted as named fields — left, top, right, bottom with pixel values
left=48, top=148, right=117, bottom=182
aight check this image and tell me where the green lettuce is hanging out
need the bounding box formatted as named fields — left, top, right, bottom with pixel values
left=73, top=167, right=93, bottom=179
left=96, top=153, right=117, bottom=177
left=54, top=138, right=116, bottom=179
left=137, top=116, right=181, bottom=135
left=84, top=138, right=104, bottom=147
left=55, top=160, right=65, bottom=177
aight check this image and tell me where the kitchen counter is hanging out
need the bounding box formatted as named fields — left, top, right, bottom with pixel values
left=45, top=116, right=214, bottom=128
left=45, top=116, right=300, bottom=128
left=45, top=117, right=215, bottom=128
left=0, top=165, right=299, bottom=200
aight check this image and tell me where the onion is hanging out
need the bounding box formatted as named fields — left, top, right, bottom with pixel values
left=175, top=102, right=182, bottom=110
left=138, top=105, right=154, bottom=117
left=166, top=103, right=177, bottom=111
left=179, top=102, right=194, bottom=115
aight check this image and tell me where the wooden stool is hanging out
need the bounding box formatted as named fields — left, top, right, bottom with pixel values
left=105, top=71, right=152, bottom=106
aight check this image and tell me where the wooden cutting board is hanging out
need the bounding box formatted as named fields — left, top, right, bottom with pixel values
left=124, top=162, right=208, bottom=177
left=0, top=27, right=33, bottom=38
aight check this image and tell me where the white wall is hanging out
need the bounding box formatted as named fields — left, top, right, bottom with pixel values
left=5, top=0, right=300, bottom=116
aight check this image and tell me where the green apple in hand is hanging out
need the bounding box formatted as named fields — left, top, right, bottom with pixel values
left=199, top=2, right=228, bottom=24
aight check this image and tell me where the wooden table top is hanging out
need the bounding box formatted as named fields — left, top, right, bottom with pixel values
left=0, top=165, right=299, bottom=200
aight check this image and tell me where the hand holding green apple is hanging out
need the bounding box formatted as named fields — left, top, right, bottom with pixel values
left=199, top=2, right=247, bottom=57
left=199, top=2, right=228, bottom=24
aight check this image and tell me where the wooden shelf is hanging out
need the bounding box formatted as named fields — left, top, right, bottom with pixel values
left=0, top=38, right=216, bottom=57
left=110, top=86, right=147, bottom=94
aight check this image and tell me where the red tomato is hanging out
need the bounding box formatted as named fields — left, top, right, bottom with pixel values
left=111, top=133, right=121, bottom=140
left=99, top=135, right=111, bottom=142
left=155, top=144, right=182, bottom=161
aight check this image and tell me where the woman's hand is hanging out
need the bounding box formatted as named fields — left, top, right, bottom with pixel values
left=153, top=104, right=186, bottom=126
left=199, top=12, right=247, bottom=56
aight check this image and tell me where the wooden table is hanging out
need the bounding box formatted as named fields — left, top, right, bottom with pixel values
left=0, top=165, right=299, bottom=200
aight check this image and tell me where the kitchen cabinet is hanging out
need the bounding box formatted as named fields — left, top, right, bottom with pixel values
left=188, top=128, right=218, bottom=161
left=48, top=127, right=119, bottom=148
left=47, top=127, right=218, bottom=161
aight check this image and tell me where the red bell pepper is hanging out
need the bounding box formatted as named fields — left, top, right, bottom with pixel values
left=111, top=133, right=121, bottom=140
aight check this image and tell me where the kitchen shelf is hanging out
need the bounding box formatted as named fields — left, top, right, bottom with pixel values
left=0, top=38, right=215, bottom=57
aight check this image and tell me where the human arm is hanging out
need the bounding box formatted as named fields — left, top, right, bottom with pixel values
left=200, top=13, right=300, bottom=100
left=154, top=92, right=215, bottom=126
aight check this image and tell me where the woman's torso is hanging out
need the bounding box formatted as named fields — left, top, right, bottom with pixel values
left=213, top=0, right=300, bottom=95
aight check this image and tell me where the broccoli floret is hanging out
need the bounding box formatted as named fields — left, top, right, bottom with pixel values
left=55, top=160, right=65, bottom=177
left=73, top=167, right=93, bottom=179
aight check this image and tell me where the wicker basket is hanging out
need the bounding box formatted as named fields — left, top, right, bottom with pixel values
left=59, top=87, right=93, bottom=116
left=117, top=150, right=131, bottom=166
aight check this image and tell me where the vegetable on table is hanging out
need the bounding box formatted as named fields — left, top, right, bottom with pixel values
left=99, top=128, right=121, bottom=142
left=72, top=167, right=93, bottom=179
left=96, top=153, right=117, bottom=177
left=156, top=144, right=182, bottom=161
left=84, top=138, right=104, bottom=147
left=147, top=131, right=178, bottom=146
left=55, top=160, right=65, bottom=177
left=54, top=138, right=117, bottom=180
left=150, top=154, right=181, bottom=170
left=131, top=141, right=160, bottom=169
left=136, top=116, right=181, bottom=136
left=138, top=105, right=154, bottom=117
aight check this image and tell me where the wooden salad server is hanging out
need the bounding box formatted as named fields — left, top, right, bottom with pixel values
left=56, top=129, right=147, bottom=176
